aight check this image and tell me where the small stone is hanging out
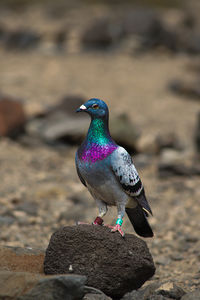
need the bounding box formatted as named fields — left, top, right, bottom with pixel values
left=155, top=282, right=186, bottom=299
left=44, top=225, right=155, bottom=298
left=155, top=255, right=171, bottom=266
left=81, top=17, right=123, bottom=50
left=15, top=202, right=38, bottom=216
left=0, top=215, right=15, bottom=225
left=169, top=79, right=200, bottom=101
left=122, top=282, right=160, bottom=300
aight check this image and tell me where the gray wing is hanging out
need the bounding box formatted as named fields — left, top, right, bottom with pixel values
left=111, top=147, right=153, bottom=215
left=111, top=147, right=143, bottom=197
left=75, top=151, right=87, bottom=187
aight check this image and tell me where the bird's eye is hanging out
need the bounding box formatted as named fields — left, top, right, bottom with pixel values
left=92, top=103, right=99, bottom=109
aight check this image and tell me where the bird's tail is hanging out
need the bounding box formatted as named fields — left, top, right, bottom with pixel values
left=125, top=205, right=154, bottom=238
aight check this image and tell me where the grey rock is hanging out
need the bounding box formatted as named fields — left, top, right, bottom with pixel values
left=81, top=17, right=123, bottom=50
left=158, top=162, right=200, bottom=177
left=169, top=79, right=200, bottom=101
left=122, top=282, right=186, bottom=300
left=122, top=283, right=160, bottom=300
left=15, top=202, right=38, bottom=216
left=19, top=274, right=86, bottom=300
left=181, top=289, right=200, bottom=300
left=83, top=287, right=112, bottom=300
left=44, top=225, right=155, bottom=298
left=110, top=113, right=139, bottom=154
left=154, top=282, right=186, bottom=299
left=0, top=215, right=15, bottom=225
left=123, top=8, right=159, bottom=36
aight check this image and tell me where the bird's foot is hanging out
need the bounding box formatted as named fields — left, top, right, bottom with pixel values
left=93, top=216, right=104, bottom=225
left=111, top=224, right=125, bottom=237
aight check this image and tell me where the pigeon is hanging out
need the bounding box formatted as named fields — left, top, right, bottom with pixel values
left=75, top=98, right=153, bottom=237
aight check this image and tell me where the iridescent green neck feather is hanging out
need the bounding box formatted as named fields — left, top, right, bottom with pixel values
left=78, top=118, right=117, bottom=163
left=87, top=118, right=112, bottom=145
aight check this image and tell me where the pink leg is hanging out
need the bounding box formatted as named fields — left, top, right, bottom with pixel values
left=111, top=224, right=125, bottom=237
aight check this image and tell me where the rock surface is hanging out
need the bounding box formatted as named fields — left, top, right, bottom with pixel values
left=44, top=225, right=155, bottom=298
left=18, top=274, right=86, bottom=300
left=122, top=282, right=186, bottom=300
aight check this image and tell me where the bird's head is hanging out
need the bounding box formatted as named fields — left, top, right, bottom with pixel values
left=76, top=98, right=109, bottom=119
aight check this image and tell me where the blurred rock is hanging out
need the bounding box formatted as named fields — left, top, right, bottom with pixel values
left=26, top=96, right=139, bottom=152
left=123, top=8, right=159, bottom=36
left=159, top=149, right=184, bottom=165
left=155, top=133, right=183, bottom=151
left=19, top=274, right=86, bottom=300
left=0, top=271, right=43, bottom=299
left=44, top=225, right=155, bottom=298
left=194, top=111, right=200, bottom=154
left=158, top=149, right=200, bottom=177
left=136, top=132, right=182, bottom=155
left=181, top=289, right=200, bottom=300
left=26, top=95, right=87, bottom=145
left=169, top=80, right=200, bottom=101
left=184, top=33, right=200, bottom=55
left=47, top=95, right=86, bottom=116
left=136, top=134, right=159, bottom=154
left=140, top=19, right=179, bottom=53
left=54, top=28, right=68, bottom=51
left=0, top=96, right=26, bottom=137
left=123, top=8, right=179, bottom=53
left=154, top=282, right=186, bottom=299
left=15, top=202, right=38, bottom=216
left=0, top=215, right=15, bottom=225
left=81, top=17, right=123, bottom=50
left=110, top=113, right=139, bottom=154
left=5, top=29, right=41, bottom=50
left=0, top=271, right=86, bottom=300
left=0, top=245, right=86, bottom=299
left=122, top=282, right=186, bottom=300
left=158, top=162, right=200, bottom=177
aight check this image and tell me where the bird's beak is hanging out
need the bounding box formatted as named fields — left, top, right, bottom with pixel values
left=76, top=104, right=87, bottom=113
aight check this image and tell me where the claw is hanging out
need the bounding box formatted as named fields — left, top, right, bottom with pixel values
left=111, top=224, right=125, bottom=237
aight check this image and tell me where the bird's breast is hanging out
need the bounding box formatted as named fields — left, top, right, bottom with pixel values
left=78, top=142, right=117, bottom=163
left=78, top=158, right=128, bottom=206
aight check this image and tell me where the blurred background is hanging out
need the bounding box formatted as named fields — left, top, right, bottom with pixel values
left=0, top=0, right=200, bottom=291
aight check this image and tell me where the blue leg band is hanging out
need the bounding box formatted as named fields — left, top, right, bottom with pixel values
left=116, top=218, right=123, bottom=226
